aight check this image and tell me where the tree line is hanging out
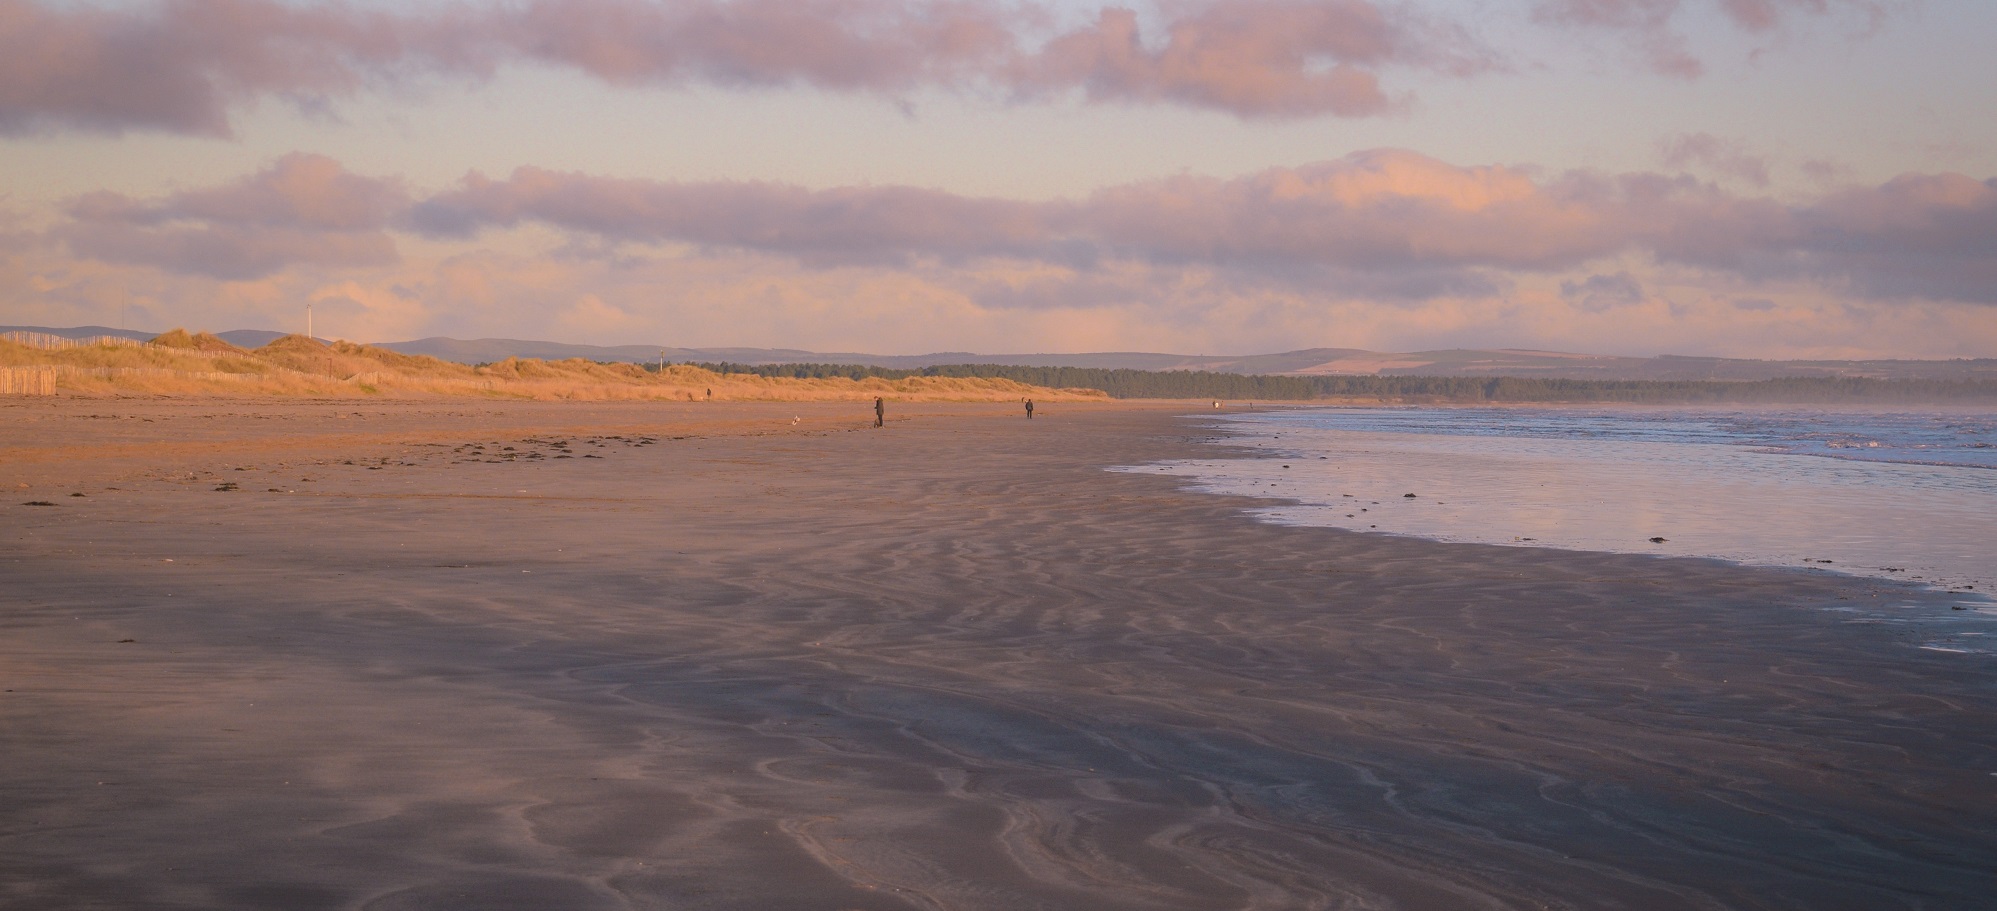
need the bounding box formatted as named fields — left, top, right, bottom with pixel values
left=669, top=362, right=1997, bottom=404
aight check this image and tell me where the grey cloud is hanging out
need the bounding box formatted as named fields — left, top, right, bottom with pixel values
left=1785, top=173, right=1997, bottom=301
left=1016, top=1, right=1493, bottom=118
left=414, top=150, right=1997, bottom=304
left=0, top=0, right=1494, bottom=136
left=50, top=149, right=1997, bottom=305
left=58, top=152, right=403, bottom=279
left=1533, top=0, right=1899, bottom=78
left=0, top=0, right=452, bottom=137
left=1561, top=271, right=1645, bottom=311
left=1534, top=0, right=1702, bottom=77
left=1659, top=133, right=1770, bottom=187
left=409, top=166, right=1054, bottom=266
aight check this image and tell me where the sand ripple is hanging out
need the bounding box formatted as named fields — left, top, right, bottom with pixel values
left=2, top=401, right=1992, bottom=910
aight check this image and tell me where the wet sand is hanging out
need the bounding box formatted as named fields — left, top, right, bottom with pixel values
left=3, top=398, right=1993, bottom=910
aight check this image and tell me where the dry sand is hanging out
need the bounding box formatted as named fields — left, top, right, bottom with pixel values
left=2, top=397, right=1993, bottom=910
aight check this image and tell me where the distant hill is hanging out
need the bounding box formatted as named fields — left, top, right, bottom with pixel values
left=371, top=338, right=1997, bottom=380
left=374, top=337, right=1382, bottom=372
left=1299, top=349, right=1997, bottom=382
left=9, top=326, right=1992, bottom=382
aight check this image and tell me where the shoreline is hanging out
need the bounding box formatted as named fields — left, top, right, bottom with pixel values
left=1161, top=405, right=1997, bottom=605
left=4, top=399, right=1994, bottom=909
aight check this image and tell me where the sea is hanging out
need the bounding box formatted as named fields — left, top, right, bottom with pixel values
left=1117, top=406, right=1996, bottom=654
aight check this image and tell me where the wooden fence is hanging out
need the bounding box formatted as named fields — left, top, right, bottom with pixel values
left=0, top=364, right=396, bottom=395
left=1, top=331, right=144, bottom=350
left=1, top=366, right=266, bottom=394
left=0, top=365, right=57, bottom=395
left=52, top=366, right=255, bottom=382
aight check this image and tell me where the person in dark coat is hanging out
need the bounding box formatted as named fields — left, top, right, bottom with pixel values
left=1025, top=398, right=1034, bottom=419
left=874, top=396, right=884, bottom=428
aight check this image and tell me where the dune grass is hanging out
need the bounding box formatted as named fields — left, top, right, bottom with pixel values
left=0, top=332, right=1107, bottom=402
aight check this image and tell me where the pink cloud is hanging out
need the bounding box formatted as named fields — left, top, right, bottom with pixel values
left=409, top=166, right=1051, bottom=266
left=499, top=0, right=1019, bottom=90
left=50, top=150, right=1997, bottom=305
left=1533, top=0, right=1701, bottom=77
left=1533, top=0, right=1898, bottom=77
left=58, top=152, right=403, bottom=278
left=0, top=0, right=1493, bottom=135
left=414, top=149, right=1686, bottom=282
left=1018, top=1, right=1489, bottom=118
left=1715, top=0, right=1900, bottom=33
left=413, top=150, right=1995, bottom=304
left=1077, top=150, right=1632, bottom=271
left=0, top=0, right=443, bottom=136
left=15, top=216, right=1997, bottom=359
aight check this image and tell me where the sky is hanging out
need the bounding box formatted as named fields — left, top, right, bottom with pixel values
left=1, top=0, right=1994, bottom=357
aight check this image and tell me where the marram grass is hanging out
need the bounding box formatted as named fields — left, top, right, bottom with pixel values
left=0, top=333, right=1107, bottom=402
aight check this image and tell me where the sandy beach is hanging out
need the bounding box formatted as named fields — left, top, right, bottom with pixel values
left=3, top=398, right=1993, bottom=910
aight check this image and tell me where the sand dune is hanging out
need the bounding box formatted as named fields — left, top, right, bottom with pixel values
left=1, top=334, right=1103, bottom=402
left=2, top=399, right=1992, bottom=910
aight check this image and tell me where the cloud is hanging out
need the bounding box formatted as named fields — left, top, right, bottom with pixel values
left=499, top=0, right=1019, bottom=91
left=1786, top=172, right=1997, bottom=302
left=1659, top=132, right=1770, bottom=186
left=1076, top=151, right=1625, bottom=272
left=413, top=150, right=1631, bottom=282
left=12, top=220, right=1997, bottom=359
left=307, top=280, right=432, bottom=343
left=408, top=167, right=1052, bottom=266
left=1561, top=271, right=1646, bottom=311
left=406, top=149, right=1997, bottom=305
left=429, top=149, right=1989, bottom=303
left=1016, top=1, right=1491, bottom=118
left=0, top=0, right=1497, bottom=136
left=1533, top=0, right=1899, bottom=77
left=57, top=152, right=404, bottom=279
left=401, top=150, right=1677, bottom=288
left=45, top=150, right=1997, bottom=309
left=0, top=0, right=437, bottom=137
left=1534, top=0, right=1702, bottom=77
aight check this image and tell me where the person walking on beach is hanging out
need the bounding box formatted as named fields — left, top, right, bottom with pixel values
left=1025, top=398, right=1034, bottom=419
left=874, top=396, right=884, bottom=428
